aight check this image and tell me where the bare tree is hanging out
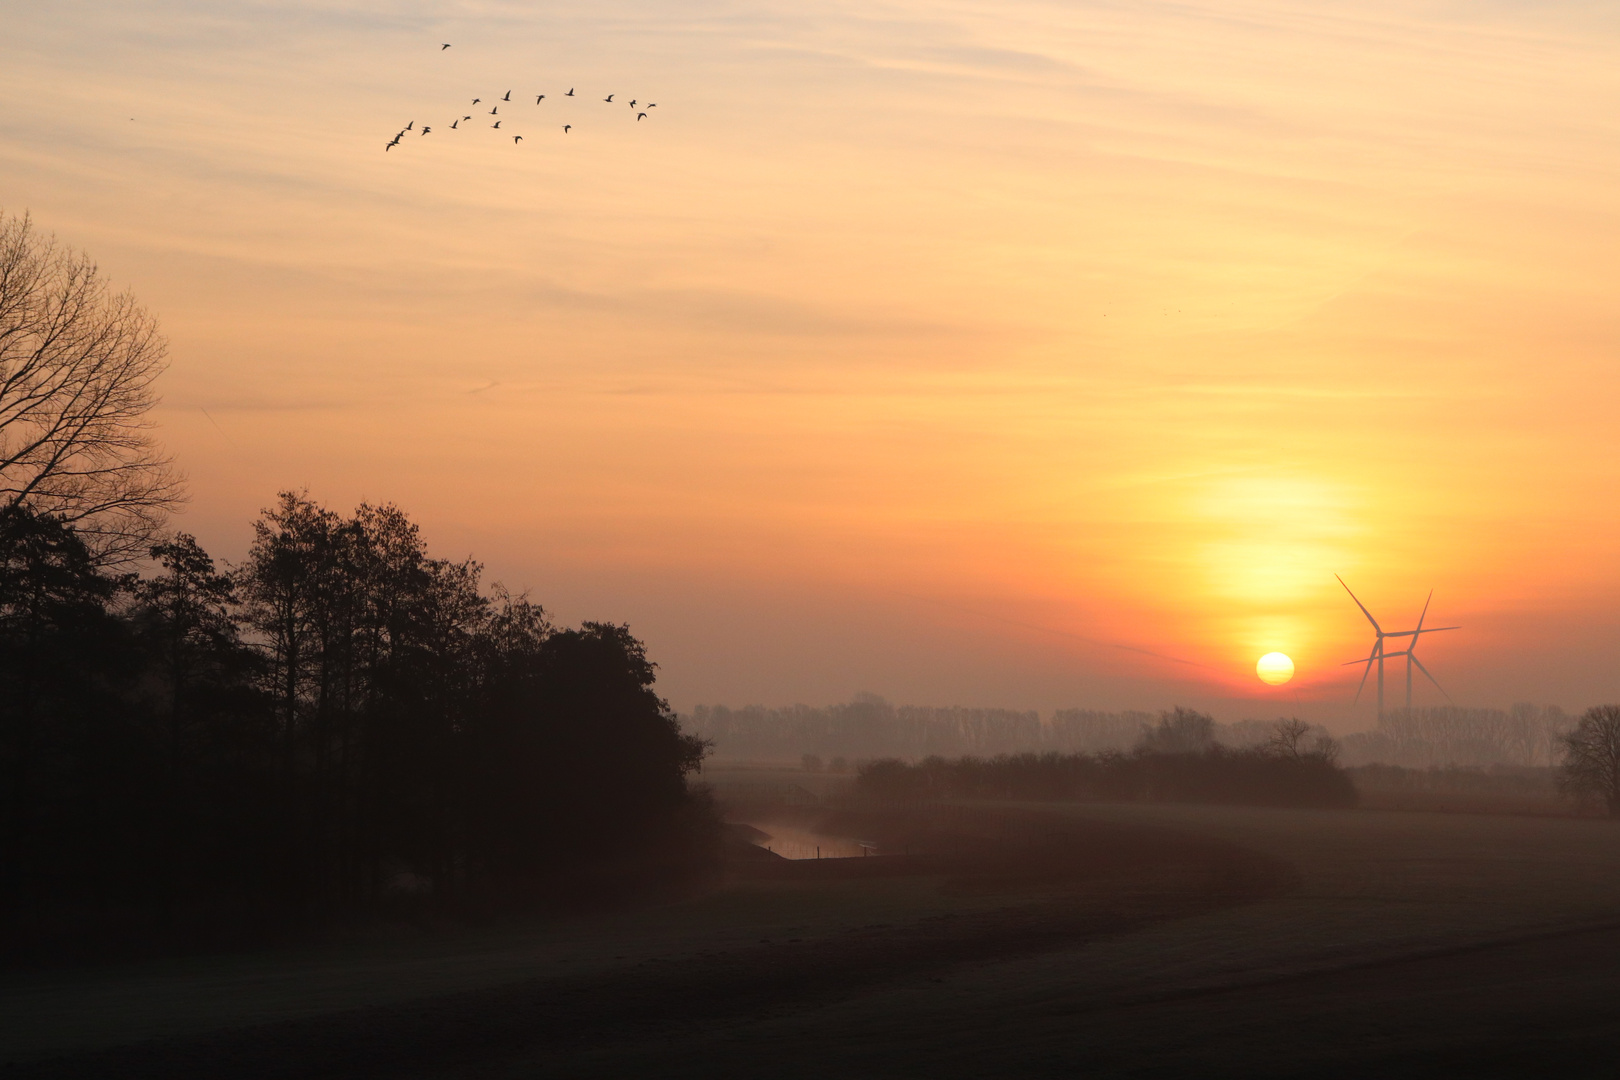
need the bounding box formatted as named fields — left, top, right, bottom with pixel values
left=1559, top=705, right=1620, bottom=816
left=1266, top=718, right=1312, bottom=760
left=0, top=210, right=182, bottom=562
left=1265, top=717, right=1341, bottom=764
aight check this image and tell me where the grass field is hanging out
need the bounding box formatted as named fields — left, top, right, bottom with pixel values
left=8, top=801, right=1620, bottom=1077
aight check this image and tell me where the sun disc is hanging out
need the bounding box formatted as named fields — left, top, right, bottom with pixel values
left=1256, top=652, right=1294, bottom=686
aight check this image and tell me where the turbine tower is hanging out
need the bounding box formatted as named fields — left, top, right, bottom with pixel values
left=1336, top=576, right=1460, bottom=715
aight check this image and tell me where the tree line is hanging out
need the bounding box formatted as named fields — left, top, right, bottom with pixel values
left=686, top=697, right=1339, bottom=762
left=0, top=495, right=714, bottom=959
left=854, top=710, right=1357, bottom=809
left=1338, top=704, right=1573, bottom=768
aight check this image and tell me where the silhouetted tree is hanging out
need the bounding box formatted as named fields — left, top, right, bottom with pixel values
left=0, top=494, right=719, bottom=957
left=467, top=620, right=709, bottom=888
left=1262, top=717, right=1338, bottom=763
left=0, top=211, right=182, bottom=562
left=0, top=505, right=134, bottom=908
left=135, top=534, right=249, bottom=743
left=1559, top=705, right=1620, bottom=816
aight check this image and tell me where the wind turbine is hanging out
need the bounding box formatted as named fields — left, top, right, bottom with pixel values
left=1337, top=576, right=1460, bottom=715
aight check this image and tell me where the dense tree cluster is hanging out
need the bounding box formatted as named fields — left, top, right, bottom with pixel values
left=854, top=712, right=1355, bottom=810
left=0, top=494, right=713, bottom=959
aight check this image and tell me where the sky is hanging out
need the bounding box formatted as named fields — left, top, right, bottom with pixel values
left=4, top=0, right=1619, bottom=728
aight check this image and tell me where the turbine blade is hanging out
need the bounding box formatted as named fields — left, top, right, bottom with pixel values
left=1352, top=655, right=1373, bottom=704
left=1337, top=575, right=1383, bottom=633
left=1413, top=590, right=1432, bottom=636
left=1410, top=655, right=1453, bottom=703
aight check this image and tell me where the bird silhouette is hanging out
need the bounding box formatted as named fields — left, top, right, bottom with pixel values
left=493, top=120, right=502, bottom=128
left=463, top=116, right=472, bottom=121
left=513, top=135, right=522, bottom=143
left=441, top=43, right=451, bottom=50
left=604, top=94, right=614, bottom=102
left=646, top=103, right=657, bottom=109
left=566, top=88, right=574, bottom=96
left=536, top=95, right=545, bottom=104
left=472, top=98, right=481, bottom=105
left=489, top=106, right=498, bottom=114
left=421, top=125, right=431, bottom=134
left=405, top=120, right=414, bottom=130
left=451, top=119, right=459, bottom=129
left=502, top=90, right=511, bottom=101
left=385, top=136, right=400, bottom=150
left=637, top=112, right=646, bottom=121
left=563, top=124, right=571, bottom=133
left=629, top=99, right=636, bottom=107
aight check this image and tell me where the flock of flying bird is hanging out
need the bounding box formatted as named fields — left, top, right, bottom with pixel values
left=385, top=43, right=657, bottom=151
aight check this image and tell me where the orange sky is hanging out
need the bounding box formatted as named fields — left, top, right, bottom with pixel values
left=4, top=0, right=1620, bottom=727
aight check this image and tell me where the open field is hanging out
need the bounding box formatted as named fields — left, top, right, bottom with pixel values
left=8, top=802, right=1620, bottom=1077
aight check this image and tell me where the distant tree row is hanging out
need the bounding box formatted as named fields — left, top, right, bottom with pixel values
left=853, top=711, right=1355, bottom=810
left=0, top=496, right=714, bottom=959
left=686, top=698, right=1339, bottom=762
left=1339, top=705, right=1573, bottom=768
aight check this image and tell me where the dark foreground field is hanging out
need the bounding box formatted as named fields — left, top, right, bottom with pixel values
left=8, top=803, right=1620, bottom=1078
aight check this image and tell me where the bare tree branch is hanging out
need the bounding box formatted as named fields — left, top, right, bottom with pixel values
left=0, top=210, right=184, bottom=562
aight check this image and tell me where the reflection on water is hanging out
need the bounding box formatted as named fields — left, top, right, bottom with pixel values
left=745, top=823, right=868, bottom=860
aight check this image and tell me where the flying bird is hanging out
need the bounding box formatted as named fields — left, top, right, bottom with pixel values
left=450, top=119, right=459, bottom=129
left=513, top=135, right=522, bottom=143
left=647, top=103, right=657, bottom=108
left=493, top=120, right=502, bottom=128
left=536, top=95, right=545, bottom=104
left=463, top=115, right=472, bottom=121
left=637, top=112, right=646, bottom=121
left=385, top=136, right=400, bottom=150
left=421, top=125, right=431, bottom=134
left=562, top=124, right=571, bottom=133
left=502, top=90, right=511, bottom=101
left=405, top=120, right=414, bottom=130
left=472, top=98, right=481, bottom=105
left=565, top=88, right=574, bottom=96
left=489, top=106, right=498, bottom=114
left=629, top=99, right=636, bottom=107
left=604, top=94, right=614, bottom=102
left=441, top=43, right=451, bottom=50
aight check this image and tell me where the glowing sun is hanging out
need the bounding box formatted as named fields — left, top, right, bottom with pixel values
left=1256, top=652, right=1295, bottom=686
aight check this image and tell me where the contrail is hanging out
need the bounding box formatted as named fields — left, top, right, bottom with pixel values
left=198, top=405, right=233, bottom=446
